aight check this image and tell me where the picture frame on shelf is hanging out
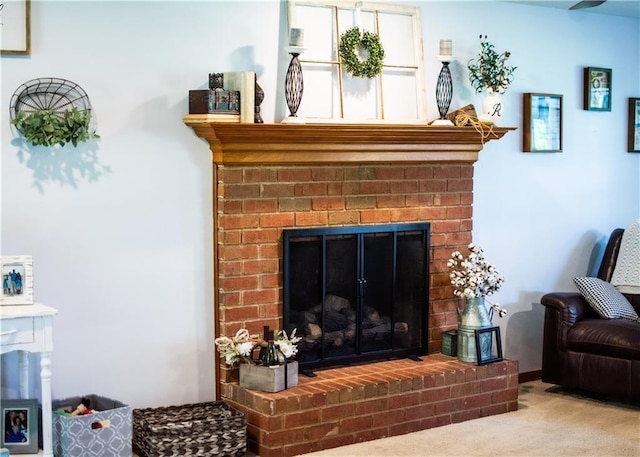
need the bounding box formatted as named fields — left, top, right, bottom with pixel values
left=0, top=0, right=31, bottom=55
left=1, top=255, right=34, bottom=305
left=523, top=93, right=562, bottom=152
left=474, top=327, right=503, bottom=365
left=584, top=67, right=612, bottom=111
left=0, top=399, right=39, bottom=454
left=628, top=98, right=640, bottom=153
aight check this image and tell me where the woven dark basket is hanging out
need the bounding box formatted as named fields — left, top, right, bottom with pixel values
left=132, top=401, right=246, bottom=457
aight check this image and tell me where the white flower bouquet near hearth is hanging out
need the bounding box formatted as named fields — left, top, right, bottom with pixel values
left=214, top=328, right=301, bottom=366
left=447, top=243, right=507, bottom=320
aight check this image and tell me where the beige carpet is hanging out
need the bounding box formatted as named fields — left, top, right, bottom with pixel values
left=298, top=380, right=640, bottom=457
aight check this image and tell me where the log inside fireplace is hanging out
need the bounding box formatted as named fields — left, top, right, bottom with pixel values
left=283, top=223, right=430, bottom=374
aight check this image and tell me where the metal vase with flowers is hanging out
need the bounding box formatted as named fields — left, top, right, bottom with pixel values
left=448, top=244, right=506, bottom=364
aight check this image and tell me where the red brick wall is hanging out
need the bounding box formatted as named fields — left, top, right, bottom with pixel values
left=216, top=163, right=474, bottom=380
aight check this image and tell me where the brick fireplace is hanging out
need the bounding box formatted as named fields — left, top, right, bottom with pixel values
left=184, top=121, right=518, bottom=456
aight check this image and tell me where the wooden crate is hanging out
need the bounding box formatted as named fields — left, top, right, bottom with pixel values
left=239, top=361, right=298, bottom=392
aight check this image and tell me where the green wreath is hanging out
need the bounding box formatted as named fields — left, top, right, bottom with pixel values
left=338, top=26, right=385, bottom=79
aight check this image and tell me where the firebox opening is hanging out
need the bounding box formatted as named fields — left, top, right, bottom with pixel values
left=283, top=223, right=430, bottom=374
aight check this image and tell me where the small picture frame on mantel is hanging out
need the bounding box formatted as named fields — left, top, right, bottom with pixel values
left=628, top=98, right=640, bottom=152
left=1, top=255, right=34, bottom=305
left=584, top=67, right=612, bottom=111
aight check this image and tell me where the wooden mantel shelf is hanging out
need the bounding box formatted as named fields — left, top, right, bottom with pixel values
left=183, top=116, right=515, bottom=165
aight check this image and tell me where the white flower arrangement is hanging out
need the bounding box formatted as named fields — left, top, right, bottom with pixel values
left=214, top=328, right=301, bottom=367
left=447, top=243, right=505, bottom=299
left=214, top=329, right=257, bottom=366
left=489, top=302, right=508, bottom=320
left=273, top=328, right=301, bottom=360
left=448, top=244, right=507, bottom=321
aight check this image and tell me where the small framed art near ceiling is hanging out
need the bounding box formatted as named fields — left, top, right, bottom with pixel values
left=1, top=0, right=31, bottom=55
left=583, top=67, right=611, bottom=112
left=286, top=0, right=426, bottom=123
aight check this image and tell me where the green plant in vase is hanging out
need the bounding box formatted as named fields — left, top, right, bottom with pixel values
left=467, top=35, right=516, bottom=94
left=467, top=35, right=516, bottom=125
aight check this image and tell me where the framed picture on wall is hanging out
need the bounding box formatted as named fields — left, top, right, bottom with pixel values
left=0, top=0, right=31, bottom=55
left=1, top=255, right=34, bottom=305
left=628, top=98, right=640, bottom=153
left=0, top=399, right=39, bottom=454
left=584, top=67, right=612, bottom=111
left=523, top=93, right=562, bottom=152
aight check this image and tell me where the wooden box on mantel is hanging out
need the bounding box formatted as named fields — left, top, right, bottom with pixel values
left=239, top=361, right=298, bottom=393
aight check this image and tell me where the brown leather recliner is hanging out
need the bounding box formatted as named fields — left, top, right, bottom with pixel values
left=540, top=228, right=640, bottom=399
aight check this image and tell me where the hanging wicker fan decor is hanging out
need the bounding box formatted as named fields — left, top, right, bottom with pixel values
left=10, top=77, right=92, bottom=121
left=9, top=78, right=98, bottom=147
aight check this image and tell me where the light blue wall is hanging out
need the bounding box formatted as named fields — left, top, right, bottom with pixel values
left=1, top=1, right=638, bottom=408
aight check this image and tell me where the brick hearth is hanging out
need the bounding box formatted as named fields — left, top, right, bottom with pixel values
left=183, top=122, right=515, bottom=457
left=223, top=356, right=519, bottom=457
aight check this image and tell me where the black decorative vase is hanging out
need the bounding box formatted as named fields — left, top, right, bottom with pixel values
left=284, top=53, right=304, bottom=121
left=254, top=75, right=264, bottom=124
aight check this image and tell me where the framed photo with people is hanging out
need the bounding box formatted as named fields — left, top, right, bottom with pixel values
left=1, top=399, right=39, bottom=454
left=1, top=255, right=34, bottom=305
left=584, top=67, right=612, bottom=111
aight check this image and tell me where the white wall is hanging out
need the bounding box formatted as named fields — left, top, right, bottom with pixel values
left=1, top=1, right=638, bottom=407
left=423, top=1, right=640, bottom=371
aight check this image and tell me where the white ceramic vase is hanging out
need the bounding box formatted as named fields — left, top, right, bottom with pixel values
left=480, top=88, right=503, bottom=126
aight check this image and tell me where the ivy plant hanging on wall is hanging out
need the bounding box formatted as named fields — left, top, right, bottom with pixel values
left=9, top=78, right=99, bottom=147
left=12, top=107, right=97, bottom=147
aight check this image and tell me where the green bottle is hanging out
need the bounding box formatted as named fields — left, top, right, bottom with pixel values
left=260, top=326, right=280, bottom=366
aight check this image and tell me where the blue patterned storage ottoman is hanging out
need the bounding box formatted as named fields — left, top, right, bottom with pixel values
left=133, top=401, right=246, bottom=457
left=52, top=394, right=132, bottom=457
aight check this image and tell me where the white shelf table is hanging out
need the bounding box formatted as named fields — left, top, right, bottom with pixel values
left=1, top=303, right=58, bottom=457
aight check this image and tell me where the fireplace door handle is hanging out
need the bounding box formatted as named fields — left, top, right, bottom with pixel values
left=358, top=278, right=367, bottom=297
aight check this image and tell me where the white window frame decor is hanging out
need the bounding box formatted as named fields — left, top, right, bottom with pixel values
left=287, top=0, right=427, bottom=123
left=1, top=255, right=34, bottom=305
left=0, top=0, right=31, bottom=55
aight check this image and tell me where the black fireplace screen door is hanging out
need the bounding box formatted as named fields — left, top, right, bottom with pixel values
left=283, top=223, right=429, bottom=373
